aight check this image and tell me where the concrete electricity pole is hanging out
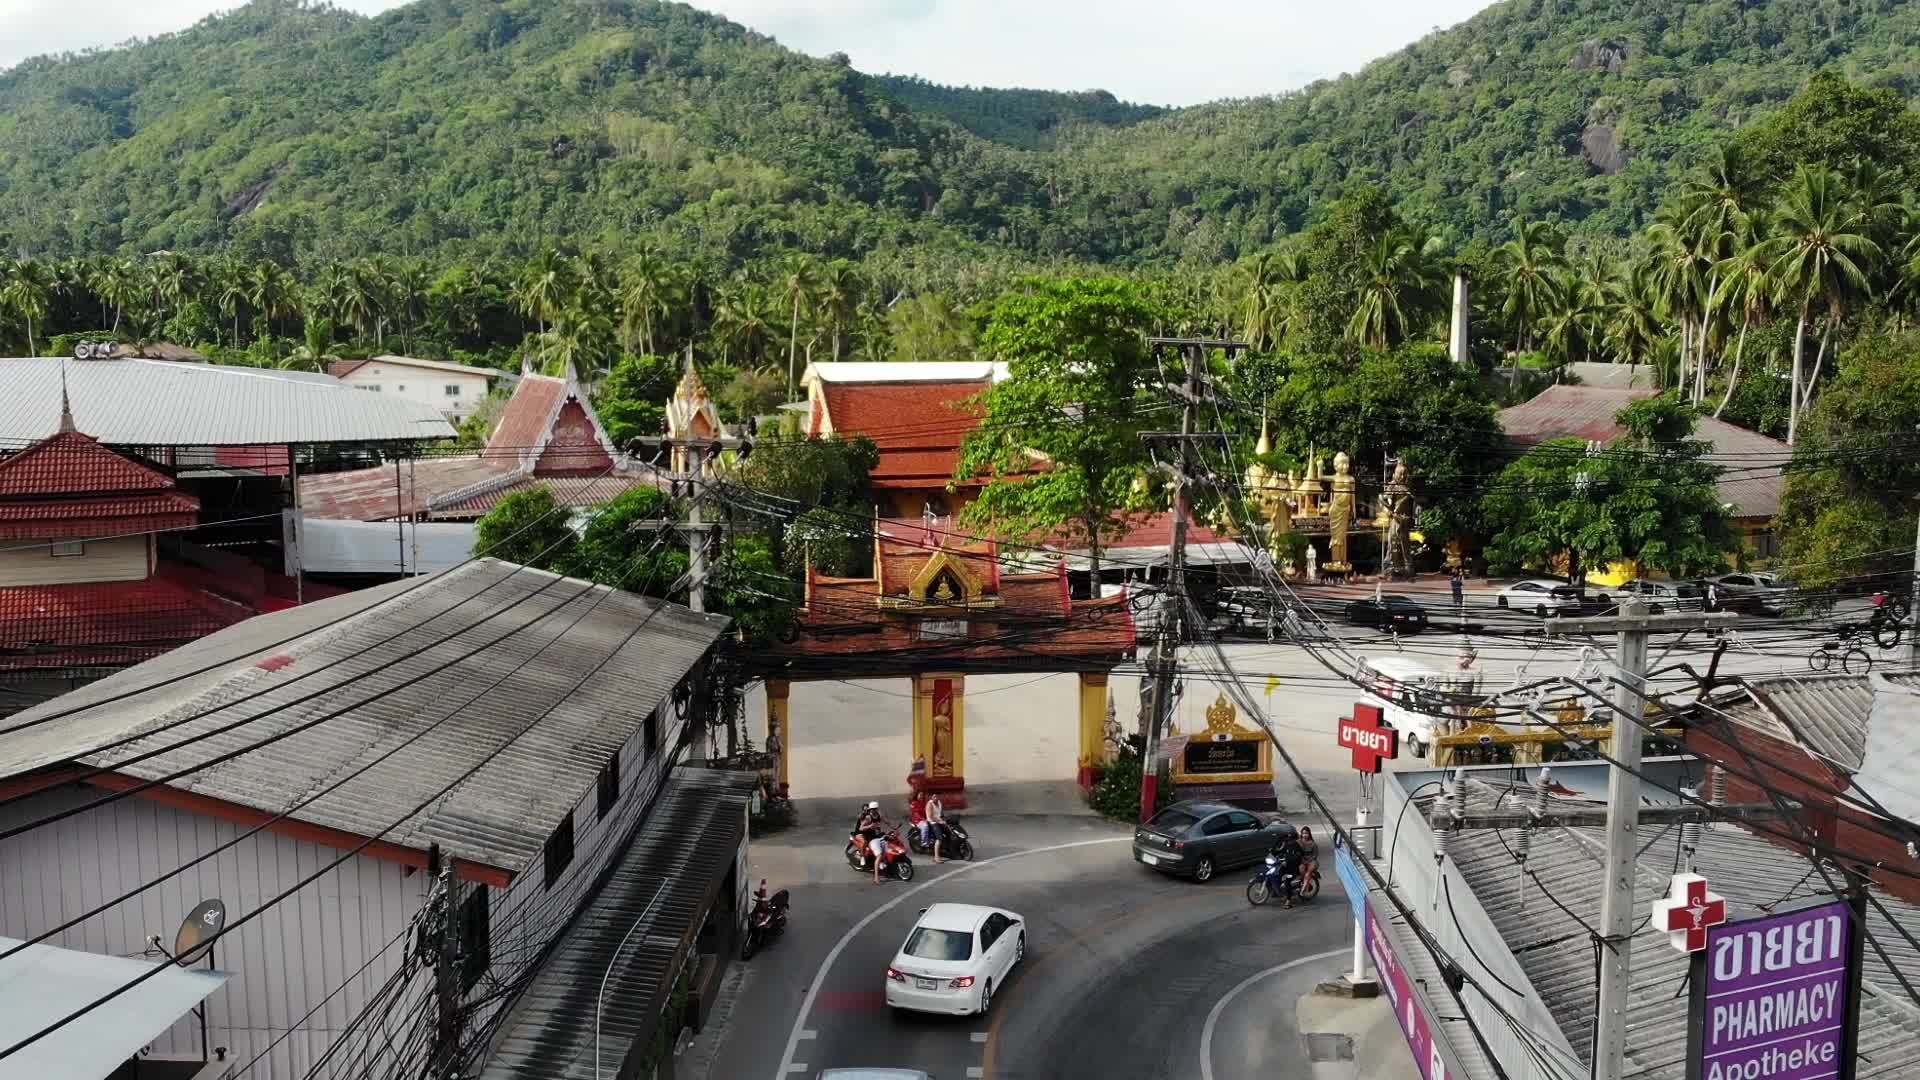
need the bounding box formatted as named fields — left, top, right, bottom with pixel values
left=1909, top=507, right=1920, bottom=666
left=1548, top=599, right=1734, bottom=1080
left=1139, top=337, right=1247, bottom=822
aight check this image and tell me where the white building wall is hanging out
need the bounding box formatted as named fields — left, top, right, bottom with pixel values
left=0, top=534, right=148, bottom=586
left=336, top=364, right=494, bottom=422
left=0, top=785, right=429, bottom=1079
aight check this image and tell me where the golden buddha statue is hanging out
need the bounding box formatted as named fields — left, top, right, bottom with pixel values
left=1327, top=451, right=1356, bottom=571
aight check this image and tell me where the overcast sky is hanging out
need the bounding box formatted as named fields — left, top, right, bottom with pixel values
left=0, top=0, right=1492, bottom=106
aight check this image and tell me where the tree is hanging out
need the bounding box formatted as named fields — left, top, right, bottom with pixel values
left=778, top=254, right=819, bottom=396
left=885, top=292, right=974, bottom=363
left=472, top=486, right=577, bottom=567
left=565, top=486, right=683, bottom=587
left=1754, top=165, right=1882, bottom=443
left=816, top=259, right=862, bottom=362
left=957, top=279, right=1166, bottom=582
left=514, top=250, right=573, bottom=338
left=1482, top=397, right=1732, bottom=583
left=0, top=259, right=55, bottom=355
left=593, top=353, right=679, bottom=447
left=1776, top=325, right=1920, bottom=594
left=1495, top=221, right=1564, bottom=354
left=1345, top=229, right=1442, bottom=351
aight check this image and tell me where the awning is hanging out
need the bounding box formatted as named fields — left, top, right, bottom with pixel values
left=0, top=936, right=229, bottom=1080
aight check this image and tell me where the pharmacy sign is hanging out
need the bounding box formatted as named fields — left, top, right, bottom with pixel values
left=1692, top=900, right=1854, bottom=1080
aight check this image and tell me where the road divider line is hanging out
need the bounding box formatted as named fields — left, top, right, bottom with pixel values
left=771, top=836, right=1129, bottom=1080
left=1198, top=949, right=1345, bottom=1080
left=798, top=1030, right=816, bottom=1040
left=968, top=1069, right=985, bottom=1078
left=971, top=1032, right=989, bottom=1043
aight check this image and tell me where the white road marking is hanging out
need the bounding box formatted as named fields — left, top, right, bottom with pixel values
left=967, top=1068, right=985, bottom=1078
left=971, top=1031, right=989, bottom=1043
left=1198, top=949, right=1345, bottom=1080
left=785, top=1065, right=808, bottom=1074
left=798, top=1030, right=817, bottom=1041
left=772, top=837, right=1129, bottom=1080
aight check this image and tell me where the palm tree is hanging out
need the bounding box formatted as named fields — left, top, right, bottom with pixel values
left=213, top=256, right=251, bottom=346
left=1754, top=165, right=1882, bottom=443
left=246, top=261, right=300, bottom=346
left=390, top=261, right=431, bottom=354
left=711, top=276, right=774, bottom=370
left=338, top=259, right=388, bottom=345
left=777, top=254, right=819, bottom=396
left=514, top=250, right=572, bottom=338
left=618, top=249, right=673, bottom=356
left=1605, top=261, right=1662, bottom=368
left=1495, top=220, right=1565, bottom=354
left=1345, top=230, right=1442, bottom=350
left=90, top=257, right=139, bottom=336
left=1646, top=209, right=1721, bottom=400
left=1710, top=238, right=1772, bottom=419
left=0, top=259, right=55, bottom=355
left=816, top=259, right=861, bottom=361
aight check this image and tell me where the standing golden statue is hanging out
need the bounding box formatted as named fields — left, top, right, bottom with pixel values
left=1325, top=451, right=1356, bottom=575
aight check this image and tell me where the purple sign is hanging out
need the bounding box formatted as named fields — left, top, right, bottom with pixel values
left=1701, top=900, right=1852, bottom=1080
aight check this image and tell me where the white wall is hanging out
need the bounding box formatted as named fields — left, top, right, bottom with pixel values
left=0, top=785, right=428, bottom=1079
left=337, top=364, right=493, bottom=422
left=0, top=534, right=148, bottom=586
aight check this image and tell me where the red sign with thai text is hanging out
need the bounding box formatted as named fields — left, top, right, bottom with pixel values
left=1338, top=703, right=1398, bottom=773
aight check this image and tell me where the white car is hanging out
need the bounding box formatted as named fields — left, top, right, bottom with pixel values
left=884, top=902, right=1026, bottom=1016
left=1495, top=579, right=1581, bottom=616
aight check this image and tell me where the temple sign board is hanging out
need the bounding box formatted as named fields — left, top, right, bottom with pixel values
left=1168, top=694, right=1273, bottom=787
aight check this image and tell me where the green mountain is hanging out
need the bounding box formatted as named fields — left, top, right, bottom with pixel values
left=2, top=0, right=1917, bottom=266
left=865, top=76, right=1164, bottom=149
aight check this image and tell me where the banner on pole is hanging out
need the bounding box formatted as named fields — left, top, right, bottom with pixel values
left=1334, top=834, right=1368, bottom=924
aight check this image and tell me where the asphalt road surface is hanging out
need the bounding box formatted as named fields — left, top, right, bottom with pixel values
left=706, top=816, right=1350, bottom=1080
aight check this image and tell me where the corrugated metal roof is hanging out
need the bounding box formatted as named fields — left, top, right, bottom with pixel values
left=1709, top=671, right=1920, bottom=774
left=0, top=933, right=230, bottom=1080
left=0, top=560, right=730, bottom=873
left=1498, top=385, right=1791, bottom=519
left=1436, top=778, right=1920, bottom=1080
left=480, top=768, right=753, bottom=1080
left=0, top=357, right=454, bottom=446
left=298, top=456, right=519, bottom=521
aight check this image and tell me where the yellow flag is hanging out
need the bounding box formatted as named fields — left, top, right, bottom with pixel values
left=1264, top=675, right=1281, bottom=697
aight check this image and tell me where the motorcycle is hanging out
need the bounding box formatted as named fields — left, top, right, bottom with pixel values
left=905, top=817, right=975, bottom=861
left=845, top=828, right=915, bottom=881
left=740, top=881, right=789, bottom=960
left=1246, top=853, right=1322, bottom=907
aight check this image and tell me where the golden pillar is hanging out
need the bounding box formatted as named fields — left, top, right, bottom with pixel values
left=911, top=672, right=966, bottom=793
left=1077, top=671, right=1110, bottom=789
left=765, top=678, right=791, bottom=788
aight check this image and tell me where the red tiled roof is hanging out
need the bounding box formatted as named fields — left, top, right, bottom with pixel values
left=0, top=497, right=199, bottom=540
left=534, top=399, right=614, bottom=477
left=430, top=472, right=662, bottom=519
left=818, top=381, right=989, bottom=487
left=327, top=359, right=370, bottom=379
left=1062, top=511, right=1228, bottom=552
left=486, top=375, right=568, bottom=459
left=783, top=532, right=1134, bottom=661
left=0, top=430, right=179, bottom=497
left=0, top=575, right=251, bottom=673
left=297, top=456, right=517, bottom=520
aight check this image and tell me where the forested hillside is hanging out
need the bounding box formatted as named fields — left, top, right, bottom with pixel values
left=1, top=0, right=1918, bottom=266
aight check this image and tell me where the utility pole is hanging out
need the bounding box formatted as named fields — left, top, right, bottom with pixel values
left=1139, top=337, right=1246, bottom=823
left=424, top=845, right=460, bottom=1080
left=1547, top=600, right=1735, bottom=1080
left=1908, top=506, right=1919, bottom=666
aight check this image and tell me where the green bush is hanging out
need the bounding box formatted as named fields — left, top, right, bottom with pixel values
left=1087, top=736, right=1170, bottom=822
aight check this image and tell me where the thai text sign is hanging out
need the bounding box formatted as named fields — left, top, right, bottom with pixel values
left=1700, top=901, right=1852, bottom=1080
left=1337, top=703, right=1398, bottom=773
left=1182, top=739, right=1260, bottom=775
left=1366, top=899, right=1448, bottom=1080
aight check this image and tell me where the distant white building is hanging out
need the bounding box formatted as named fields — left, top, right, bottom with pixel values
left=328, top=355, right=510, bottom=422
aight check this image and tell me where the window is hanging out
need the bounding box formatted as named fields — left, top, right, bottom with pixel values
left=458, top=886, right=490, bottom=992
left=902, top=927, right=972, bottom=961
left=49, top=541, right=84, bottom=558
left=542, top=814, right=574, bottom=889
left=644, top=708, right=660, bottom=754
left=1225, top=811, right=1259, bottom=832
left=359, top=385, right=381, bottom=392
left=445, top=384, right=463, bottom=397
left=1202, top=814, right=1238, bottom=837
left=396, top=384, right=407, bottom=392
left=596, top=753, right=620, bottom=819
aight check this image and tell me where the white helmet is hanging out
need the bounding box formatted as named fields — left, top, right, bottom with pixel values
left=864, top=801, right=880, bottom=811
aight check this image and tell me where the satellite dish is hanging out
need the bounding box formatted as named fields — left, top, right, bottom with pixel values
left=172, top=899, right=226, bottom=966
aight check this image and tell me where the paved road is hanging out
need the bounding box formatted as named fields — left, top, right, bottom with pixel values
left=705, top=816, right=1351, bottom=1080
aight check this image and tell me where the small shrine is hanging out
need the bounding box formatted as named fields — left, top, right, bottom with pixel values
left=665, top=349, right=723, bottom=475
left=1242, top=419, right=1422, bottom=581
left=1164, top=692, right=1274, bottom=808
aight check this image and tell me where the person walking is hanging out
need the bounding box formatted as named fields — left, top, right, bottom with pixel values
left=1450, top=568, right=1464, bottom=610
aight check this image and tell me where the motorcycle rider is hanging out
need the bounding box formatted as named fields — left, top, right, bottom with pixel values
left=1267, top=828, right=1307, bottom=908
left=851, top=801, right=891, bottom=884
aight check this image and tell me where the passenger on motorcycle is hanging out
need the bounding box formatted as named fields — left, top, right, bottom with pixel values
left=1267, top=829, right=1307, bottom=908
left=851, top=801, right=891, bottom=884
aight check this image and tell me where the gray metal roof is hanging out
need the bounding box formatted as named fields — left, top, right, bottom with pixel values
left=1709, top=672, right=1920, bottom=774
left=0, top=560, right=730, bottom=873
left=1437, top=778, right=1920, bottom=1080
left=480, top=768, right=753, bottom=1080
left=0, top=357, right=453, bottom=446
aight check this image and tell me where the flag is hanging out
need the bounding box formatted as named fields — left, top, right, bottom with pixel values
left=1264, top=675, right=1281, bottom=697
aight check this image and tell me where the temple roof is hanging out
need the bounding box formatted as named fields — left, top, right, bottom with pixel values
left=0, top=430, right=199, bottom=539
